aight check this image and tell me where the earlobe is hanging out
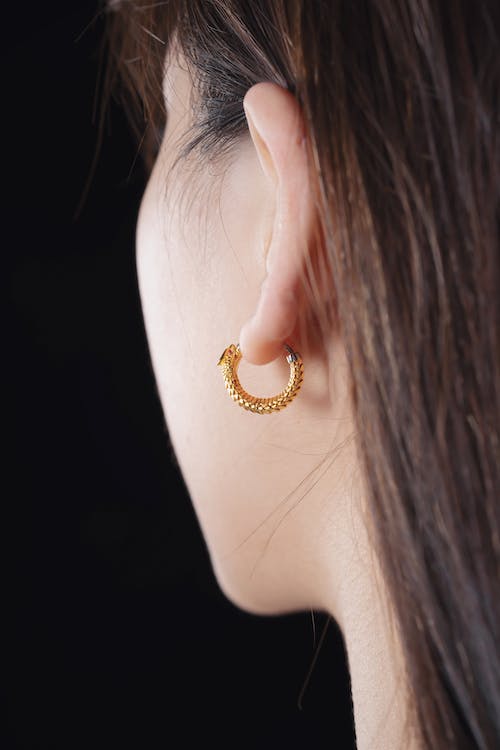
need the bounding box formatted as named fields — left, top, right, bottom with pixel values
left=239, top=82, right=313, bottom=365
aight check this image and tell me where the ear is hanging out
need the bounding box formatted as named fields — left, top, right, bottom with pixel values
left=239, top=82, right=314, bottom=365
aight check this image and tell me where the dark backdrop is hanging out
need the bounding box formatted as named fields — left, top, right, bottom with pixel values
left=4, top=4, right=355, bottom=748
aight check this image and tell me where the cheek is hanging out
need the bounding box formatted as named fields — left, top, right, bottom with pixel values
left=135, top=168, right=233, bottom=458
left=135, top=167, right=257, bottom=597
left=135, top=159, right=322, bottom=616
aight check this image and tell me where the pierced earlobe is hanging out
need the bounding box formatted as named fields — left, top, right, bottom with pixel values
left=217, top=343, right=303, bottom=414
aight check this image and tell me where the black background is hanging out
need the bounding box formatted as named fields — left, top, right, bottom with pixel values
left=4, top=4, right=355, bottom=748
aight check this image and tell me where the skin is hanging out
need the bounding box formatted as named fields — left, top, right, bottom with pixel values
left=136, top=48, right=418, bottom=749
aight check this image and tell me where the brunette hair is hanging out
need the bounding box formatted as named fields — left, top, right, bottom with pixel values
left=105, top=2, right=500, bottom=747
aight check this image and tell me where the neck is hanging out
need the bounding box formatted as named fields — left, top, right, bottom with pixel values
left=341, top=579, right=415, bottom=749
left=326, top=501, right=419, bottom=749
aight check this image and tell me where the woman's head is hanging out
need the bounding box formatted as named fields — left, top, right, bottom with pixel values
left=107, top=2, right=500, bottom=748
left=135, top=47, right=350, bottom=619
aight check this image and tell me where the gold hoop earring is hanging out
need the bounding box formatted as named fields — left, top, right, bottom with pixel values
left=217, top=343, right=304, bottom=414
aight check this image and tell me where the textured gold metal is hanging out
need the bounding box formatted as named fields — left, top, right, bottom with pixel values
left=217, top=343, right=304, bottom=414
